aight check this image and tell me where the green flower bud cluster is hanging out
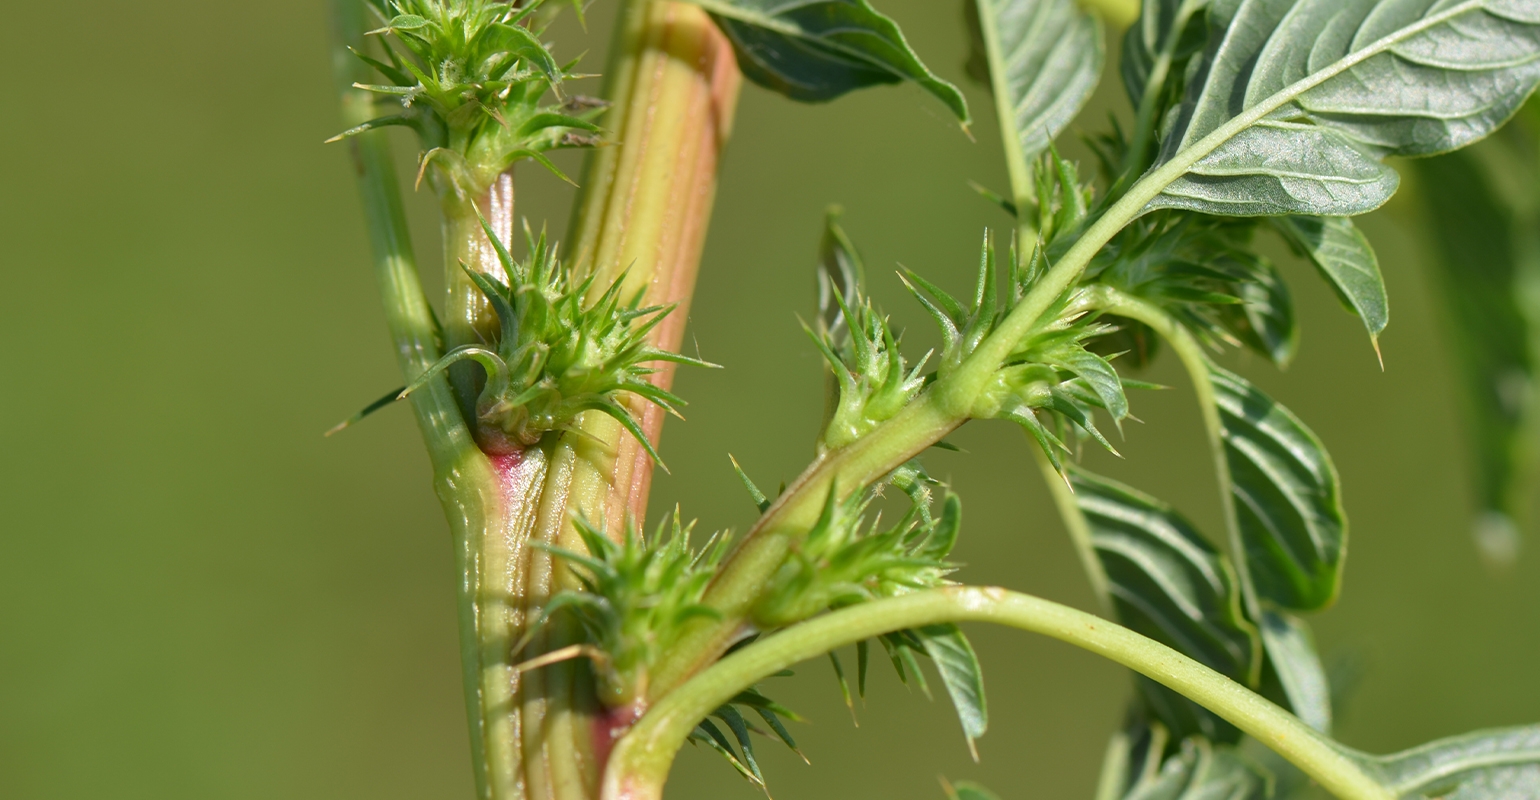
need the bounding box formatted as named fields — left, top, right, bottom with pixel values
left=752, top=487, right=961, bottom=629
left=810, top=211, right=930, bottom=454
left=904, top=229, right=1134, bottom=475
left=536, top=510, right=731, bottom=708
left=400, top=218, right=716, bottom=459
left=332, top=0, right=602, bottom=203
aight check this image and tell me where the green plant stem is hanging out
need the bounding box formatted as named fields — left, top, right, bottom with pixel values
left=649, top=117, right=1184, bottom=701
left=1032, top=444, right=1112, bottom=611
left=605, top=587, right=1391, bottom=800
left=331, top=3, right=511, bottom=797
left=1081, top=0, right=1140, bottom=27
left=973, top=0, right=1038, bottom=249
left=644, top=390, right=963, bottom=698
left=443, top=178, right=517, bottom=427
left=1083, top=287, right=1262, bottom=616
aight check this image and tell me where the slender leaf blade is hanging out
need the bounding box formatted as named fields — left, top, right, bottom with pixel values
left=1070, top=466, right=1260, bottom=741
left=1146, top=0, right=1540, bottom=216
left=916, top=623, right=988, bottom=756
left=691, top=0, right=969, bottom=123
left=1259, top=611, right=1332, bottom=734
left=973, top=0, right=1105, bottom=170
left=1272, top=215, right=1389, bottom=354
left=1210, top=365, right=1346, bottom=611
left=1366, top=724, right=1540, bottom=799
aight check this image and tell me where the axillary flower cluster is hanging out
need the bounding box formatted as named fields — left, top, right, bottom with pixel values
left=399, top=220, right=716, bottom=459
left=332, top=0, right=603, bottom=202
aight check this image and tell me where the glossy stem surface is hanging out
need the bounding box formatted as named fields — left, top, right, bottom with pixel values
left=443, top=176, right=517, bottom=427
left=607, top=587, right=1392, bottom=800
left=331, top=3, right=515, bottom=797
left=507, top=3, right=744, bottom=796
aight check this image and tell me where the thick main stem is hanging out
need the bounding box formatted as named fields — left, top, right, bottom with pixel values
left=561, top=0, right=742, bottom=537
left=494, top=3, right=743, bottom=798
left=605, top=588, right=1392, bottom=800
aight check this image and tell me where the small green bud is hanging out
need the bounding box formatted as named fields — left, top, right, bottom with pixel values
left=532, top=510, right=730, bottom=708
left=752, top=485, right=961, bottom=629
left=333, top=0, right=604, bottom=202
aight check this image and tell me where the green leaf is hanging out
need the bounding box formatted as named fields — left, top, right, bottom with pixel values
left=1363, top=724, right=1540, bottom=799
left=1272, top=216, right=1388, bottom=359
left=1145, top=0, right=1540, bottom=216
left=1100, top=725, right=1273, bottom=799
left=689, top=0, right=969, bottom=123
left=1214, top=250, right=1296, bottom=368
left=972, top=0, right=1105, bottom=177
left=915, top=623, right=988, bottom=758
left=1258, top=611, right=1332, bottom=734
left=1070, top=466, right=1261, bottom=742
left=1210, top=365, right=1346, bottom=611
left=1414, top=147, right=1535, bottom=566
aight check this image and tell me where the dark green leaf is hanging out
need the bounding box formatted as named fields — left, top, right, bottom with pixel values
left=1120, top=0, right=1207, bottom=112
left=712, top=705, right=765, bottom=785
left=1100, top=725, right=1273, bottom=800
left=916, top=623, right=988, bottom=758
left=972, top=0, right=1104, bottom=168
left=1215, top=251, right=1296, bottom=368
left=1414, top=147, right=1535, bottom=566
left=1071, top=466, right=1260, bottom=742
left=690, top=0, right=969, bottom=123
left=1258, top=611, right=1332, bottom=734
left=324, top=385, right=408, bottom=436
left=690, top=718, right=762, bottom=785
left=828, top=650, right=858, bottom=724
left=1363, top=724, right=1540, bottom=799
left=1146, top=0, right=1540, bottom=216
left=1272, top=216, right=1388, bottom=358
left=1210, top=365, right=1346, bottom=611
left=817, top=206, right=865, bottom=352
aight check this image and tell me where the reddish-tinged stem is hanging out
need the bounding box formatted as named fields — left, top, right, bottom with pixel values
left=566, top=0, right=742, bottom=537
left=445, top=174, right=517, bottom=433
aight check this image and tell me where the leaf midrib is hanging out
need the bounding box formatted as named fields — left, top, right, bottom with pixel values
left=1384, top=745, right=1540, bottom=794
left=1162, top=0, right=1490, bottom=183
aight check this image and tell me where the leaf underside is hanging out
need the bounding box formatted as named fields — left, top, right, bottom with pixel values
left=692, top=0, right=970, bottom=123
left=916, top=623, right=989, bottom=754
left=1272, top=215, right=1388, bottom=351
left=1210, top=365, right=1346, bottom=611
left=1148, top=0, right=1540, bottom=216
left=1104, top=725, right=1273, bottom=799
left=1071, top=466, right=1260, bottom=742
left=1258, top=610, right=1332, bottom=733
left=976, top=0, right=1105, bottom=167
left=1363, top=724, right=1540, bottom=798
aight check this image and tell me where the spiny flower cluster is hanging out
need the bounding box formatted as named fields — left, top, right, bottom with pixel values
left=334, top=0, right=602, bottom=202
left=536, top=510, right=731, bottom=708
left=810, top=211, right=930, bottom=454
left=401, top=219, right=715, bottom=459
left=752, top=486, right=962, bottom=628
left=903, top=230, right=1132, bottom=474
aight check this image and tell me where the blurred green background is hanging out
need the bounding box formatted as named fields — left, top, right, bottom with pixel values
left=3, top=1, right=1538, bottom=798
